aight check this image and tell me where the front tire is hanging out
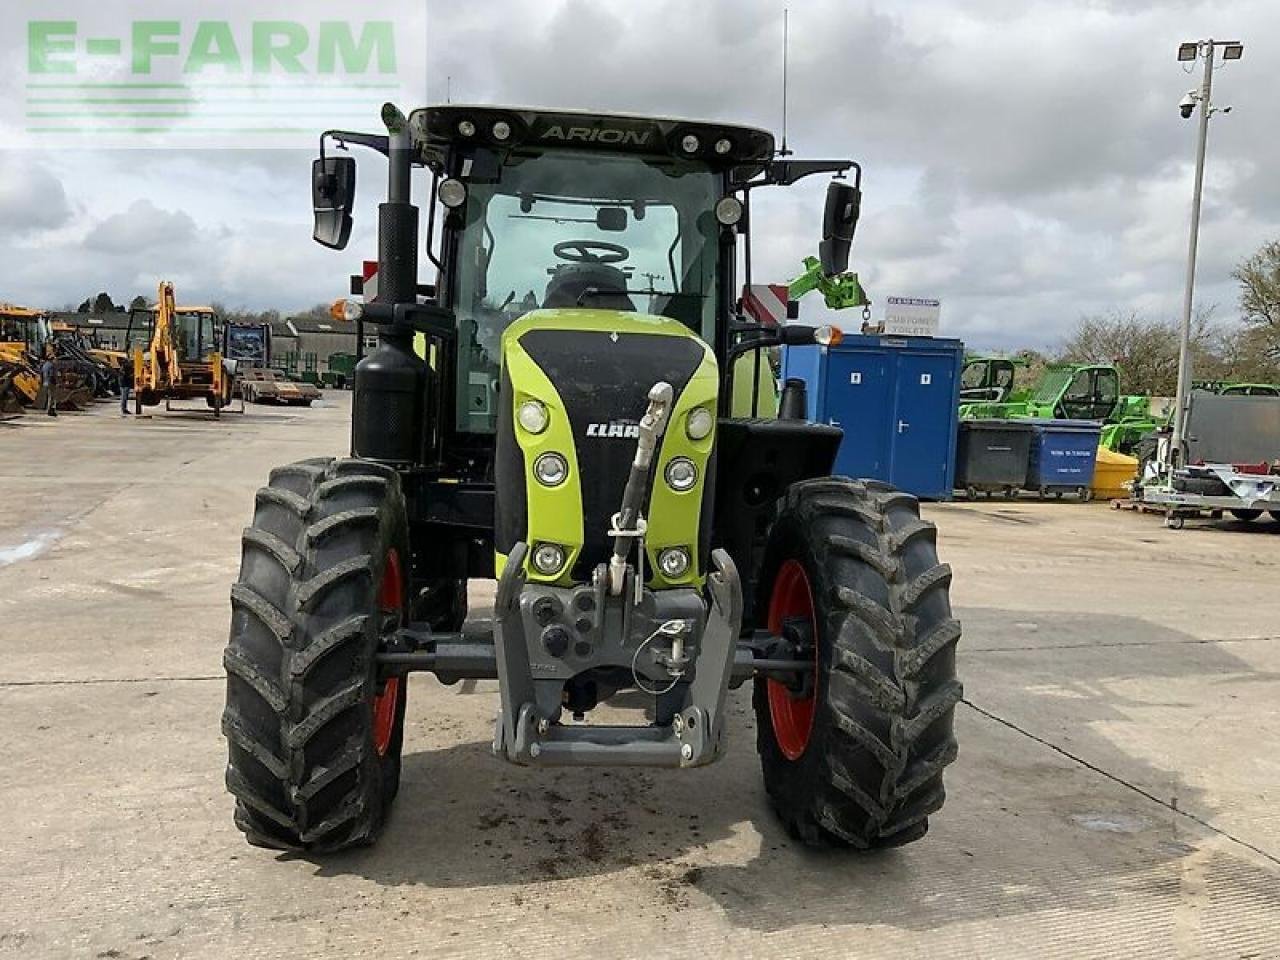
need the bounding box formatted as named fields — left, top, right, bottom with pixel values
left=222, top=457, right=410, bottom=851
left=753, top=477, right=962, bottom=849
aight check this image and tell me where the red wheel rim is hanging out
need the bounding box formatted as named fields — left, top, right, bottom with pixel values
left=766, top=559, right=818, bottom=761
left=372, top=548, right=403, bottom=758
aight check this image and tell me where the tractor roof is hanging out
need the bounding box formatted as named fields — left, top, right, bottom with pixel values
left=0, top=304, right=43, bottom=319
left=410, top=103, right=775, bottom=169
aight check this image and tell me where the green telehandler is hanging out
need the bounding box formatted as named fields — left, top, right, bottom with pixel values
left=959, top=361, right=1157, bottom=454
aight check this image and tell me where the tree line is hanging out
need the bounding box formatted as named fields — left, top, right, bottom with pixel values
left=65, top=293, right=334, bottom=327
left=58, top=239, right=1280, bottom=396
left=1045, top=239, right=1280, bottom=395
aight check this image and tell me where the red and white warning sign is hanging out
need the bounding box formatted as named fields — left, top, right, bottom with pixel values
left=361, top=260, right=379, bottom=302
left=742, top=284, right=790, bottom=326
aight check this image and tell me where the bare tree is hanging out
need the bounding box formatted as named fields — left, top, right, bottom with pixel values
left=1056, top=310, right=1216, bottom=395
left=1210, top=324, right=1280, bottom=385
left=1233, top=240, right=1280, bottom=331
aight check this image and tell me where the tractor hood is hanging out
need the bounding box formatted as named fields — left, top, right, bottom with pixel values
left=494, top=309, right=718, bottom=587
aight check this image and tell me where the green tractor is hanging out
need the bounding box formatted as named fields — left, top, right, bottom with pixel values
left=222, top=103, right=961, bottom=852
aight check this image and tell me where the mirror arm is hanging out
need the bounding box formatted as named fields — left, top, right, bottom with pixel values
left=734, top=159, right=859, bottom=189
left=320, top=129, right=391, bottom=160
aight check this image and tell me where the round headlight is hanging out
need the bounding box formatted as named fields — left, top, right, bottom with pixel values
left=685, top=406, right=714, bottom=441
left=665, top=457, right=698, bottom=492
left=714, top=137, right=732, bottom=155
left=534, top=452, right=569, bottom=487
left=714, top=197, right=743, bottom=226
left=438, top=178, right=467, bottom=209
left=680, top=134, right=700, bottom=154
left=457, top=119, right=476, bottom=137
left=517, top=399, right=548, bottom=434
left=491, top=120, right=512, bottom=141
left=532, top=543, right=566, bottom=576
left=657, top=547, right=690, bottom=579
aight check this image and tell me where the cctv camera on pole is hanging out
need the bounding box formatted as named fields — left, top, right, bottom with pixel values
left=1165, top=39, right=1243, bottom=474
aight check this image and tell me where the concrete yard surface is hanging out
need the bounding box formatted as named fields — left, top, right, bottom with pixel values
left=1, top=395, right=1278, bottom=959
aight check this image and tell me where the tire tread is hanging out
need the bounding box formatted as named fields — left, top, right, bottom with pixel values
left=754, top=477, right=962, bottom=849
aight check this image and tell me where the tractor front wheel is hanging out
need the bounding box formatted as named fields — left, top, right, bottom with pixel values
left=753, top=477, right=962, bottom=849
left=222, top=457, right=410, bottom=851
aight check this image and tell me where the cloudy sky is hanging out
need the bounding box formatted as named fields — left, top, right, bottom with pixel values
left=2, top=0, right=1278, bottom=350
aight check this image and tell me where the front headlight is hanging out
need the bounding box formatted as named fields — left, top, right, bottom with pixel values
left=685, top=406, right=714, bottom=441
left=517, top=399, right=548, bottom=434
left=534, top=452, right=569, bottom=487
left=665, top=457, right=698, bottom=492
left=532, top=542, right=566, bottom=576
left=657, top=547, right=690, bottom=578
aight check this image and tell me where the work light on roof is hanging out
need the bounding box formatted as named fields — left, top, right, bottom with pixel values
left=680, top=134, right=700, bottom=154
left=492, top=120, right=512, bottom=140
left=1222, top=43, right=1244, bottom=60
left=1177, top=42, right=1198, bottom=61
left=457, top=119, right=476, bottom=137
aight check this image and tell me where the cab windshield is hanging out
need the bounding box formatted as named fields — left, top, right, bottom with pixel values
left=449, top=148, right=719, bottom=434
left=175, top=311, right=217, bottom=362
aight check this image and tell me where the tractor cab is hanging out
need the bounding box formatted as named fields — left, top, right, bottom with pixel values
left=960, top=355, right=1021, bottom=404
left=413, top=107, right=746, bottom=436
left=126, top=301, right=220, bottom=365
left=1046, top=363, right=1119, bottom=421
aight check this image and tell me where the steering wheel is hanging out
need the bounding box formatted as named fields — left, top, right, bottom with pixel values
left=553, top=240, right=630, bottom=264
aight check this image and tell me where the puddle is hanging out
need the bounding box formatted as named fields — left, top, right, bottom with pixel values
left=1071, top=812, right=1152, bottom=834
left=0, top=530, right=63, bottom=567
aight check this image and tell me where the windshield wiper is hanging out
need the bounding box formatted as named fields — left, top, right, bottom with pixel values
left=576, top=287, right=700, bottom=306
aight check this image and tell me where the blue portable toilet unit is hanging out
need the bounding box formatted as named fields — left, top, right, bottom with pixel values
left=782, top=334, right=963, bottom=500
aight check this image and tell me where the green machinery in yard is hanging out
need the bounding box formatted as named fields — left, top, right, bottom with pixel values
left=787, top=254, right=870, bottom=311
left=323, top=351, right=357, bottom=388
left=959, top=354, right=1027, bottom=405
left=960, top=361, right=1158, bottom=454
left=220, top=102, right=961, bottom=854
left=1192, top=379, right=1280, bottom=398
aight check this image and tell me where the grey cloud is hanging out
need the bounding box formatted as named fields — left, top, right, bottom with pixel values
left=1, top=0, right=1278, bottom=351
left=84, top=199, right=199, bottom=255
left=0, top=155, right=73, bottom=235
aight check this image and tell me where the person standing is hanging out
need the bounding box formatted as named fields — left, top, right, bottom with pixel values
left=41, top=349, right=58, bottom=417
left=119, top=355, right=134, bottom=416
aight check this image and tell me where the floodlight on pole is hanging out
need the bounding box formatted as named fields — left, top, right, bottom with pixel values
left=1167, top=39, right=1243, bottom=472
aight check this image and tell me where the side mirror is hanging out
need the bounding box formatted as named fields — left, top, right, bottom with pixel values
left=312, top=156, right=356, bottom=250
left=818, top=180, right=860, bottom=277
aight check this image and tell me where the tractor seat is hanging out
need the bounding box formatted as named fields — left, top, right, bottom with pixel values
left=543, top=263, right=635, bottom=311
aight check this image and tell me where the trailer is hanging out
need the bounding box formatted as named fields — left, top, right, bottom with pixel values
left=1138, top=462, right=1280, bottom=528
